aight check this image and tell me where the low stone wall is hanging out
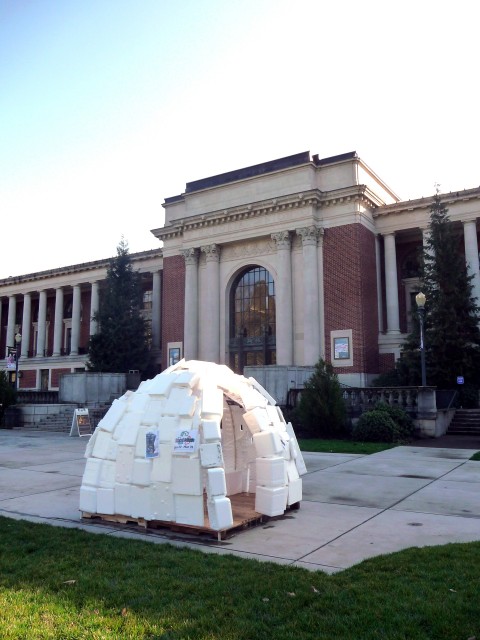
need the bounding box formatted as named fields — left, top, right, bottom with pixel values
left=59, top=373, right=127, bottom=404
left=3, top=404, right=76, bottom=429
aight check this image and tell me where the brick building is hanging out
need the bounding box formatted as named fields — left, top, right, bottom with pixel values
left=2, top=151, right=480, bottom=393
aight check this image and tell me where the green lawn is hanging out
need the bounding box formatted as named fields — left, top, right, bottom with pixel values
left=471, top=451, right=480, bottom=461
left=0, top=517, right=479, bottom=639
left=298, top=438, right=398, bottom=455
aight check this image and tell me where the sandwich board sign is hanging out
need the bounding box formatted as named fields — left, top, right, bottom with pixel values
left=70, top=408, right=93, bottom=437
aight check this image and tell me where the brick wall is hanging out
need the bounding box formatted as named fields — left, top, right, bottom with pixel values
left=323, top=223, right=379, bottom=375
left=20, top=369, right=37, bottom=389
left=161, top=255, right=185, bottom=370
left=379, top=353, right=395, bottom=374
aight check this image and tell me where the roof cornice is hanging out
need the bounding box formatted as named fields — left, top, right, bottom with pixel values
left=373, top=187, right=480, bottom=219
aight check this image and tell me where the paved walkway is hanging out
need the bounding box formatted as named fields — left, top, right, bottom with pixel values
left=0, top=429, right=479, bottom=573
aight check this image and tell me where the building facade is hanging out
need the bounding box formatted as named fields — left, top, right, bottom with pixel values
left=2, top=151, right=480, bottom=391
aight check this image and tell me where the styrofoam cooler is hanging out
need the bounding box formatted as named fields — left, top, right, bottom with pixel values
left=174, top=494, right=205, bottom=526
left=286, top=459, right=300, bottom=482
left=201, top=384, right=224, bottom=417
left=92, top=429, right=114, bottom=459
left=150, top=445, right=173, bottom=482
left=130, top=486, right=151, bottom=519
left=243, top=407, right=270, bottom=434
left=252, top=430, right=283, bottom=457
left=97, top=399, right=127, bottom=433
left=255, top=456, right=287, bottom=487
left=157, top=416, right=179, bottom=443
left=114, top=483, right=132, bottom=516
left=201, top=418, right=221, bottom=442
left=80, top=485, right=97, bottom=513
left=171, top=457, right=202, bottom=495
left=207, top=496, right=233, bottom=530
left=132, top=458, right=152, bottom=486
left=115, top=445, right=135, bottom=483
left=255, top=485, right=288, bottom=517
left=287, top=478, right=302, bottom=505
left=82, top=457, right=103, bottom=486
left=98, top=459, right=116, bottom=488
left=150, top=482, right=175, bottom=521
left=206, top=467, right=227, bottom=497
left=96, top=487, right=115, bottom=515
left=225, top=470, right=243, bottom=496
left=199, top=442, right=223, bottom=468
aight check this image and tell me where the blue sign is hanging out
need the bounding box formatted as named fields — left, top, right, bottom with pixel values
left=457, top=376, right=464, bottom=385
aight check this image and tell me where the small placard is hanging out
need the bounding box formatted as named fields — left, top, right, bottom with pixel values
left=457, top=376, right=464, bottom=385
left=145, top=429, right=160, bottom=458
left=70, top=408, right=93, bottom=437
left=173, top=428, right=198, bottom=454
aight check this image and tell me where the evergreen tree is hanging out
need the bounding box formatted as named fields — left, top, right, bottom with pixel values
left=88, top=238, right=150, bottom=374
left=400, top=192, right=480, bottom=389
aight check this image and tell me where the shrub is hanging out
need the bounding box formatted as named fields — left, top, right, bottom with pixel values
left=0, top=371, right=16, bottom=428
left=374, top=402, right=415, bottom=440
left=352, top=409, right=399, bottom=443
left=295, top=359, right=346, bottom=437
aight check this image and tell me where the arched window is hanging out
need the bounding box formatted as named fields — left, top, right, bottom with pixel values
left=229, top=266, right=276, bottom=373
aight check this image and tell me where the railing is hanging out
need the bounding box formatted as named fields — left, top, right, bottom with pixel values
left=341, top=386, right=421, bottom=416
left=17, top=391, right=60, bottom=404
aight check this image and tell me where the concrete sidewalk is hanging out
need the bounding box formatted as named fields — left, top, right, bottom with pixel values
left=0, top=429, right=479, bottom=573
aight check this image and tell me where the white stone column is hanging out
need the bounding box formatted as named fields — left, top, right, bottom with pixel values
left=182, top=248, right=199, bottom=360
left=6, top=295, right=16, bottom=355
left=463, top=220, right=480, bottom=304
left=21, top=293, right=32, bottom=358
left=70, top=285, right=81, bottom=356
left=89, top=281, right=100, bottom=337
left=36, top=290, right=47, bottom=357
left=53, top=287, right=64, bottom=356
left=375, top=235, right=384, bottom=332
left=317, top=228, right=326, bottom=359
left=297, top=226, right=321, bottom=365
left=152, top=271, right=162, bottom=350
left=201, top=244, right=221, bottom=363
left=271, top=231, right=293, bottom=365
left=384, top=233, right=400, bottom=333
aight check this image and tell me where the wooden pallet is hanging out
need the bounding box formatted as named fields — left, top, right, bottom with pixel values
left=82, top=492, right=266, bottom=541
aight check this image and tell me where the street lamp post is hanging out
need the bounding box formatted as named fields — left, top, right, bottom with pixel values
left=14, top=332, right=22, bottom=391
left=415, top=292, right=426, bottom=386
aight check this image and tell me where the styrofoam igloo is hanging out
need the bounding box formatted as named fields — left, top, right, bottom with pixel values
left=80, top=360, right=306, bottom=531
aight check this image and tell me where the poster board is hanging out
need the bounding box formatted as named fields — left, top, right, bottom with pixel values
left=69, top=408, right=93, bottom=437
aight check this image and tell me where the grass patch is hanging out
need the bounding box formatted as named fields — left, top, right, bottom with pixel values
left=470, top=451, right=480, bottom=461
left=0, top=517, right=479, bottom=639
left=298, top=438, right=398, bottom=454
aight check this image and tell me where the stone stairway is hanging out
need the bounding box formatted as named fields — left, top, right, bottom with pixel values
left=35, top=403, right=111, bottom=433
left=447, top=409, right=480, bottom=435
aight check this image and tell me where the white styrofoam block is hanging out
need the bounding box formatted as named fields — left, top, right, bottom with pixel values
left=151, top=445, right=173, bottom=483
left=105, top=437, right=118, bottom=461
left=248, top=376, right=277, bottom=406
left=150, top=482, right=175, bottom=521
left=266, top=405, right=284, bottom=430
left=256, top=456, right=287, bottom=487
left=207, top=496, right=233, bottom=530
left=285, top=422, right=307, bottom=476
left=140, top=399, right=164, bottom=426
left=173, top=370, right=200, bottom=389
left=255, top=485, right=288, bottom=517
left=240, top=386, right=268, bottom=411
left=201, top=384, right=224, bottom=417
left=99, top=460, right=116, bottom=488
left=114, top=413, right=142, bottom=446
left=286, top=459, right=300, bottom=482
left=280, top=432, right=291, bottom=460
left=135, top=426, right=149, bottom=458
left=225, top=470, right=243, bottom=496
left=243, top=407, right=270, bottom=434
left=127, top=393, right=151, bottom=414
left=199, top=442, right=224, bottom=468
left=114, top=483, right=132, bottom=516
left=130, top=486, right=151, bottom=519
left=148, top=373, right=176, bottom=396
left=157, top=416, right=179, bottom=443
left=174, top=494, right=205, bottom=526
left=79, top=485, right=97, bottom=513
left=287, top=478, right=302, bottom=505
left=97, top=399, right=127, bottom=433
left=84, top=429, right=98, bottom=458
left=247, top=462, right=257, bottom=493
left=206, top=468, right=227, bottom=497
left=92, top=429, right=113, bottom=459
left=253, top=431, right=283, bottom=458
left=82, top=457, right=103, bottom=487
left=171, top=457, right=202, bottom=495
left=163, top=387, right=197, bottom=417
left=132, top=458, right=152, bottom=486
left=201, top=418, right=221, bottom=442
left=96, top=487, right=115, bottom=515
left=115, top=445, right=135, bottom=484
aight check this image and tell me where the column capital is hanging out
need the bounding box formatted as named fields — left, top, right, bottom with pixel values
left=201, top=243, right=220, bottom=262
left=181, top=247, right=199, bottom=266
left=271, top=231, right=291, bottom=249
left=296, top=226, right=324, bottom=246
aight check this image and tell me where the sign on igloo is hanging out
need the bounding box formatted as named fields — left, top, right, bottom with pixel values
left=80, top=360, right=306, bottom=532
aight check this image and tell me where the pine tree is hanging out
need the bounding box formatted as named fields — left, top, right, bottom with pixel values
left=400, top=192, right=480, bottom=389
left=87, top=238, right=150, bottom=374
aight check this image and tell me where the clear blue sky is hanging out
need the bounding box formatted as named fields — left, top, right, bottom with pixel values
left=1, top=0, right=479, bottom=278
